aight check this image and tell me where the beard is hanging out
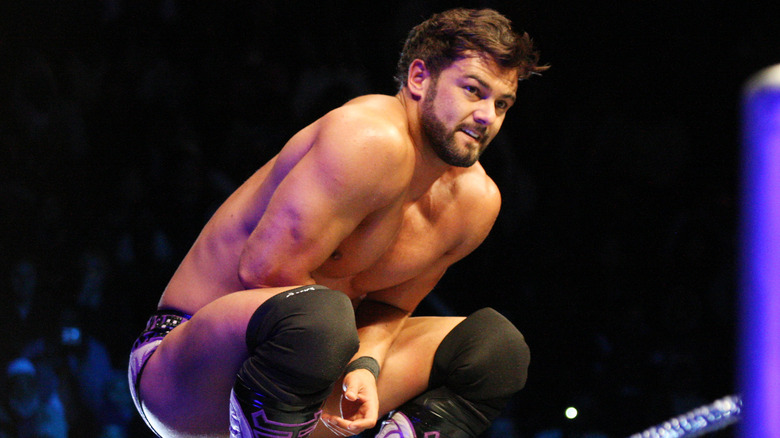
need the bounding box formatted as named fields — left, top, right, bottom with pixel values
left=420, top=83, right=488, bottom=168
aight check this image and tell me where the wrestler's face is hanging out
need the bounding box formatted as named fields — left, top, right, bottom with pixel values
left=421, top=55, right=518, bottom=167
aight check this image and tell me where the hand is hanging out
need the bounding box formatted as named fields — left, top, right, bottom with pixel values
left=320, top=369, right=379, bottom=436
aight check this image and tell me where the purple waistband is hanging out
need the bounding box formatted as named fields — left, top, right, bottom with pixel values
left=131, top=308, right=192, bottom=351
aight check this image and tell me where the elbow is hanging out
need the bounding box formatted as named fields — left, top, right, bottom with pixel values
left=237, top=244, right=317, bottom=288
left=237, top=255, right=274, bottom=288
left=237, top=262, right=311, bottom=289
left=237, top=263, right=264, bottom=289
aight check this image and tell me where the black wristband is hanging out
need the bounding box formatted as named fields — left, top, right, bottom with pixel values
left=344, top=356, right=380, bottom=380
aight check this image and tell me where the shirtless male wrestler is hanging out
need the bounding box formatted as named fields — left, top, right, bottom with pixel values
left=128, top=8, right=547, bottom=438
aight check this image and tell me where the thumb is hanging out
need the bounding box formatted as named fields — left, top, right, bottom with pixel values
left=342, top=380, right=358, bottom=401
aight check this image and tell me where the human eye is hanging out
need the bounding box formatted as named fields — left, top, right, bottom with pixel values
left=463, top=85, right=481, bottom=97
left=495, top=100, right=511, bottom=114
left=496, top=98, right=515, bottom=113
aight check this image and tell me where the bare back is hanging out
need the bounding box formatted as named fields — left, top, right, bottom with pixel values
left=158, top=94, right=501, bottom=315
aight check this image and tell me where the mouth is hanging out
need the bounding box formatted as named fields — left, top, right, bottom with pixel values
left=460, top=126, right=485, bottom=142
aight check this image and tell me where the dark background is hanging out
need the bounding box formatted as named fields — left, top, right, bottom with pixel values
left=1, top=0, right=777, bottom=436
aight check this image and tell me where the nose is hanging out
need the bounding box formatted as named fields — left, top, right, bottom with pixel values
left=473, top=100, right=497, bottom=126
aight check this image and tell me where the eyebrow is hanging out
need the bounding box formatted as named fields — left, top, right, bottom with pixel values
left=466, top=74, right=517, bottom=104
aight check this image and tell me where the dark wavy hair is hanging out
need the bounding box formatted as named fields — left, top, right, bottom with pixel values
left=394, top=8, right=548, bottom=89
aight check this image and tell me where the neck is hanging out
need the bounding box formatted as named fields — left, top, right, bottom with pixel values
left=396, top=90, right=452, bottom=200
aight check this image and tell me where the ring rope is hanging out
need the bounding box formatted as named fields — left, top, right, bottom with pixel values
left=628, top=394, right=743, bottom=438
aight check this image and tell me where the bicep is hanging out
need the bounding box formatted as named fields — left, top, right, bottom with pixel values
left=238, top=152, right=363, bottom=286
left=239, top=116, right=406, bottom=287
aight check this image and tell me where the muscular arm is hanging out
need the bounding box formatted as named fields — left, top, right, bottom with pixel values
left=353, top=265, right=447, bottom=365
left=354, top=169, right=502, bottom=366
left=322, top=152, right=502, bottom=434
left=237, top=108, right=411, bottom=288
left=322, top=262, right=449, bottom=434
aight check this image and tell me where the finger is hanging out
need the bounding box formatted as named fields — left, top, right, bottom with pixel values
left=323, top=423, right=351, bottom=437
left=330, top=408, right=377, bottom=433
left=323, top=412, right=355, bottom=428
left=338, top=393, right=351, bottom=419
left=345, top=417, right=377, bottom=431
left=323, top=416, right=358, bottom=436
left=320, top=417, right=349, bottom=436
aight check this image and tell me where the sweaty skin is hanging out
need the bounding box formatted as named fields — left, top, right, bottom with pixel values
left=144, top=54, right=518, bottom=437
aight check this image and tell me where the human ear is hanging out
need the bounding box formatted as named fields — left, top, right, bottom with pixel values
left=406, top=59, right=430, bottom=100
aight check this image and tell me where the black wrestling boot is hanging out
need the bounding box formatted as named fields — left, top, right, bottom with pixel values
left=229, top=376, right=323, bottom=438
left=374, top=387, right=489, bottom=438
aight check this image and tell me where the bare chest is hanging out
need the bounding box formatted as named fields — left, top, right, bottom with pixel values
left=312, top=200, right=457, bottom=297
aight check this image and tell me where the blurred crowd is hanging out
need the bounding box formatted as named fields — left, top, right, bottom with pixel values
left=0, top=1, right=429, bottom=436
left=1, top=1, right=742, bottom=437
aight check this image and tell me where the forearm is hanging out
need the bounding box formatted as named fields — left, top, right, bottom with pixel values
left=323, top=295, right=418, bottom=432
left=352, top=299, right=411, bottom=366
left=237, top=215, right=339, bottom=289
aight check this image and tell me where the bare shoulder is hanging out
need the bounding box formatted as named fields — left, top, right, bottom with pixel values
left=450, top=164, right=502, bottom=250
left=457, top=163, right=501, bottom=213
left=317, top=95, right=411, bottom=163
left=301, top=94, right=414, bottom=206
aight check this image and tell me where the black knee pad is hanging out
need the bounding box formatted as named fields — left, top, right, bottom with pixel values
left=429, top=307, right=530, bottom=421
left=237, top=285, right=359, bottom=407
left=377, top=310, right=529, bottom=438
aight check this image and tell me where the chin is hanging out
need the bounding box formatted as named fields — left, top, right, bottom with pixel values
left=444, top=154, right=479, bottom=168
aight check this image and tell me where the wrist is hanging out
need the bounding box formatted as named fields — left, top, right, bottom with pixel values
left=345, top=356, right=380, bottom=380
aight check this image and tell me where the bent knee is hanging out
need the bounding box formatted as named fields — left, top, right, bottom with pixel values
left=239, top=286, right=359, bottom=406
left=244, top=286, right=359, bottom=362
left=431, top=308, right=530, bottom=400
